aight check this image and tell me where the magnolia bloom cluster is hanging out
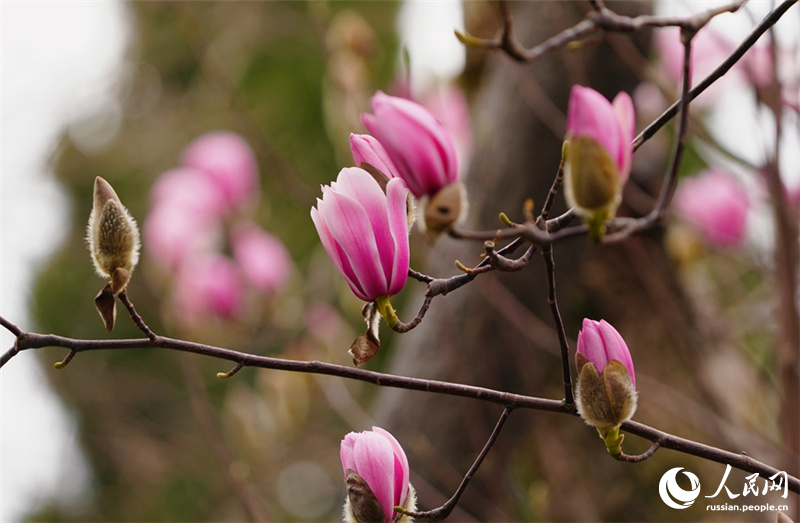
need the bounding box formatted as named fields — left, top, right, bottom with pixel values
left=340, top=427, right=416, bottom=523
left=574, top=319, right=637, bottom=456
left=563, top=85, right=635, bottom=241
left=312, top=91, right=466, bottom=363
left=144, top=131, right=292, bottom=328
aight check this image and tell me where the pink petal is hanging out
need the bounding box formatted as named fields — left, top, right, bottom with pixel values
left=598, top=319, right=635, bottom=388
left=372, top=426, right=409, bottom=508
left=384, top=178, right=410, bottom=296
left=353, top=431, right=396, bottom=522
left=319, top=187, right=388, bottom=301
left=350, top=133, right=400, bottom=179
left=612, top=92, right=635, bottom=183
left=567, top=86, right=622, bottom=173
left=577, top=318, right=610, bottom=373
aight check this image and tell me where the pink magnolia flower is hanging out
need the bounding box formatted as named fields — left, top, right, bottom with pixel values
left=350, top=133, right=400, bottom=179
left=231, top=221, right=292, bottom=293
left=361, top=91, right=458, bottom=198
left=172, top=253, right=244, bottom=327
left=311, top=167, right=410, bottom=302
left=576, top=318, right=636, bottom=388
left=673, top=169, right=750, bottom=248
left=340, top=426, right=411, bottom=523
left=181, top=131, right=259, bottom=213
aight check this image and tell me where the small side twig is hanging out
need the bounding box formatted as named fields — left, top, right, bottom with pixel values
left=397, top=407, right=514, bottom=521
left=542, top=245, right=574, bottom=406
left=118, top=292, right=157, bottom=342
left=614, top=440, right=662, bottom=463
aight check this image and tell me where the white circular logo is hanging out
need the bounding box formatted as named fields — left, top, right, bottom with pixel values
left=659, top=467, right=701, bottom=509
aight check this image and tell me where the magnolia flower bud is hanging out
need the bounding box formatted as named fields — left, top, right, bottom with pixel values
left=341, top=427, right=417, bottom=523
left=88, top=176, right=141, bottom=286
left=564, top=86, right=634, bottom=241
left=575, top=319, right=637, bottom=449
left=87, top=177, right=140, bottom=332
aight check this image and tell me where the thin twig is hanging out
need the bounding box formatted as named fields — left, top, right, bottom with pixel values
left=542, top=245, right=574, bottom=406
left=118, top=292, right=157, bottom=341
left=399, top=407, right=514, bottom=521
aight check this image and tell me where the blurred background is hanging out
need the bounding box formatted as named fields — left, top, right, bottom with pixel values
left=1, top=1, right=799, bottom=521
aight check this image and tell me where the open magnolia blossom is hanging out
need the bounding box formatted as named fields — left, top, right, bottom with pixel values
left=564, top=85, right=635, bottom=241
left=312, top=167, right=411, bottom=365
left=575, top=318, right=637, bottom=455
left=311, top=167, right=410, bottom=303
left=87, top=176, right=141, bottom=332
left=361, top=91, right=465, bottom=238
left=341, top=427, right=416, bottom=523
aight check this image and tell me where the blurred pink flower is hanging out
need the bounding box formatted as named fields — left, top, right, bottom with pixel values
left=349, top=133, right=400, bottom=179
left=181, top=131, right=259, bottom=213
left=311, top=167, right=410, bottom=302
left=150, top=166, right=228, bottom=218
left=173, top=253, right=244, bottom=326
left=362, top=91, right=459, bottom=198
left=231, top=221, right=292, bottom=293
left=144, top=202, right=221, bottom=271
left=673, top=169, right=750, bottom=248
left=656, top=27, right=738, bottom=106
left=577, top=318, right=636, bottom=388
left=340, top=426, right=411, bottom=523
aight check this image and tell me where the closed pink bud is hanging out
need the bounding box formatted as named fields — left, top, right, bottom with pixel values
left=340, top=427, right=415, bottom=523
left=350, top=133, right=401, bottom=180
left=173, top=253, right=244, bottom=326
left=576, top=318, right=635, bottom=388
left=181, top=131, right=259, bottom=213
left=362, top=91, right=458, bottom=198
left=564, top=86, right=635, bottom=240
left=673, top=169, right=750, bottom=248
left=311, top=167, right=410, bottom=303
left=566, top=85, right=634, bottom=187
left=575, top=318, right=637, bottom=434
left=231, top=221, right=292, bottom=293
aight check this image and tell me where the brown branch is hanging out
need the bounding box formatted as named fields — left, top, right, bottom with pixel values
left=2, top=318, right=798, bottom=494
